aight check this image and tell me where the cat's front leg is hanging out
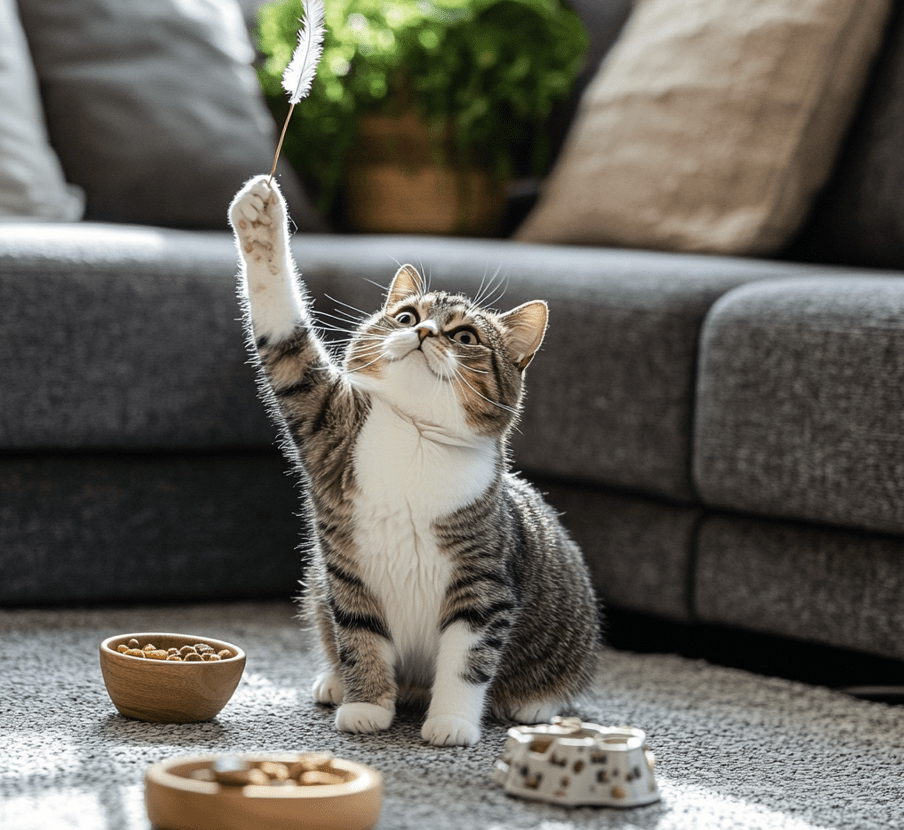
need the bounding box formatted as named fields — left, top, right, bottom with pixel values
left=328, top=609, right=398, bottom=734
left=334, top=635, right=398, bottom=734
left=229, top=174, right=306, bottom=343
left=312, top=643, right=396, bottom=734
left=422, top=621, right=490, bottom=747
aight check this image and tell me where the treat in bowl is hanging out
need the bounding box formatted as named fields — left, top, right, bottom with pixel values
left=492, top=717, right=660, bottom=808
left=99, top=632, right=245, bottom=723
left=145, top=752, right=383, bottom=830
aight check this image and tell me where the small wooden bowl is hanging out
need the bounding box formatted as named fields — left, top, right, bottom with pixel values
left=145, top=754, right=383, bottom=830
left=99, top=633, right=246, bottom=723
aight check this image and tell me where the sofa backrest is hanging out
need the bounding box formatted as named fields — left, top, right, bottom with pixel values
left=790, top=2, right=904, bottom=269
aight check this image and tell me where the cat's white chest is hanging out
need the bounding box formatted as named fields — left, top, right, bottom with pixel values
left=350, top=398, right=496, bottom=673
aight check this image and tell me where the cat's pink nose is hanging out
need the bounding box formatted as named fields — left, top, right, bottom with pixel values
left=416, top=321, right=438, bottom=342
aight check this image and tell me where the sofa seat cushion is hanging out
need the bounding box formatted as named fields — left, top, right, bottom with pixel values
left=0, top=223, right=274, bottom=450
left=541, top=482, right=702, bottom=622
left=695, top=514, right=904, bottom=661
left=694, top=276, right=904, bottom=535
left=0, top=452, right=300, bottom=606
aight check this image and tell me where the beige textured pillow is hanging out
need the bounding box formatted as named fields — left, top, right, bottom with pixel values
left=0, top=0, right=83, bottom=221
left=518, top=0, right=891, bottom=255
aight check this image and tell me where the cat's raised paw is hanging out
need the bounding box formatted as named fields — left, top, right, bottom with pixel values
left=312, top=671, right=343, bottom=706
left=422, top=715, right=481, bottom=747
left=336, top=702, right=394, bottom=734
left=228, top=175, right=286, bottom=245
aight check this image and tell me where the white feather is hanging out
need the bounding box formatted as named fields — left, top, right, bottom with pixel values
left=282, top=0, right=326, bottom=104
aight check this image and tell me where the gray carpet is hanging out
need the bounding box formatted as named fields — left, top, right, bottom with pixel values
left=1, top=601, right=902, bottom=830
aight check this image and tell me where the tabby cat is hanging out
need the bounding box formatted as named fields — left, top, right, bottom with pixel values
left=229, top=175, right=600, bottom=747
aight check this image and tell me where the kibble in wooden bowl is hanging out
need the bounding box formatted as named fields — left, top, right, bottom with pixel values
left=145, top=753, right=383, bottom=830
left=99, top=633, right=245, bottom=723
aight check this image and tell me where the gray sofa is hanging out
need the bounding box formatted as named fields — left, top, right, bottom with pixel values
left=2, top=0, right=904, bottom=668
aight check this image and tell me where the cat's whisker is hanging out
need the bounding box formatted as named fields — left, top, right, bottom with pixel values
left=343, top=340, right=385, bottom=359
left=312, top=322, right=362, bottom=337
left=470, top=267, right=504, bottom=310
left=317, top=328, right=389, bottom=345
left=344, top=344, right=390, bottom=373
left=316, top=311, right=366, bottom=329
left=315, top=308, right=364, bottom=323
left=315, top=310, right=377, bottom=330
left=323, top=293, right=379, bottom=320
left=447, top=362, right=518, bottom=416
left=362, top=277, right=390, bottom=293
left=314, top=320, right=396, bottom=343
left=327, top=332, right=377, bottom=344
left=311, top=323, right=360, bottom=341
left=471, top=266, right=501, bottom=309
left=349, top=316, right=396, bottom=334
left=417, top=256, right=432, bottom=294
left=332, top=342, right=380, bottom=357
left=474, top=274, right=509, bottom=314
left=473, top=271, right=490, bottom=308
left=454, top=353, right=492, bottom=375
left=454, top=355, right=491, bottom=375
left=454, top=362, right=490, bottom=376
left=323, top=307, right=389, bottom=328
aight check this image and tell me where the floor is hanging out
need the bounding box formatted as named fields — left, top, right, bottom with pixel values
left=3, top=601, right=904, bottom=830
left=605, top=606, right=904, bottom=703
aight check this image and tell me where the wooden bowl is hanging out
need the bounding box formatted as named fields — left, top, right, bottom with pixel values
left=145, top=753, right=383, bottom=830
left=99, top=633, right=246, bottom=723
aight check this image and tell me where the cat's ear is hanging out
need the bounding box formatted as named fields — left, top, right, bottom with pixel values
left=384, top=264, right=424, bottom=308
left=499, top=301, right=548, bottom=370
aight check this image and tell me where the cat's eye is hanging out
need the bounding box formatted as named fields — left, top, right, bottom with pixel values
left=394, top=308, right=420, bottom=326
left=450, top=327, right=480, bottom=346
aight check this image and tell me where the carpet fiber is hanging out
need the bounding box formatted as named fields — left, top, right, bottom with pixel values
left=2, top=601, right=902, bottom=829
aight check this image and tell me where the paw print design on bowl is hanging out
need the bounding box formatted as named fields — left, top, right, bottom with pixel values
left=492, top=717, right=660, bottom=808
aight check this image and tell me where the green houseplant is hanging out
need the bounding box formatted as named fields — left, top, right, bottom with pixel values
left=256, top=0, right=588, bottom=232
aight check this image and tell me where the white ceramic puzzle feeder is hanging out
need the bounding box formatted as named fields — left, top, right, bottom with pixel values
left=492, top=717, right=660, bottom=808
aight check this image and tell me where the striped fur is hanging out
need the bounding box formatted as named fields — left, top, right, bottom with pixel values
left=229, top=176, right=600, bottom=746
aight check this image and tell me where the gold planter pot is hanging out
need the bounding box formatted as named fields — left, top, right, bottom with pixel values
left=345, top=113, right=507, bottom=236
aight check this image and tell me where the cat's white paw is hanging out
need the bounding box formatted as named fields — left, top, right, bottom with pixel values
left=229, top=176, right=287, bottom=267
left=230, top=175, right=282, bottom=226
left=336, top=702, right=394, bottom=734
left=507, top=701, right=560, bottom=725
left=312, top=671, right=343, bottom=706
left=422, top=714, right=481, bottom=747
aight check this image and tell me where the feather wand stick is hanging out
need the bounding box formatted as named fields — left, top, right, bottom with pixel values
left=268, top=0, right=326, bottom=185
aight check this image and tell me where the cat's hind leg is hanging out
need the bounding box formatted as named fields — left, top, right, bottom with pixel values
left=505, top=700, right=561, bottom=725
left=312, top=671, right=343, bottom=706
